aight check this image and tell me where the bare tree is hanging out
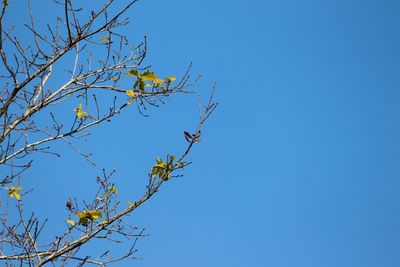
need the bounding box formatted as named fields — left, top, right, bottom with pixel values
left=0, top=0, right=216, bottom=266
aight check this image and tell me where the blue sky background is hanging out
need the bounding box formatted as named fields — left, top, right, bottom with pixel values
left=4, top=0, right=400, bottom=266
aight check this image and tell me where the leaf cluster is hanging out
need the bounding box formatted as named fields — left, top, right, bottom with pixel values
left=150, top=155, right=175, bottom=181
left=127, top=69, right=176, bottom=92
left=74, top=210, right=103, bottom=226
left=5, top=185, right=22, bottom=200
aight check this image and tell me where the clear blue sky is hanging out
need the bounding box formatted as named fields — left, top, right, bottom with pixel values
left=6, top=0, right=400, bottom=266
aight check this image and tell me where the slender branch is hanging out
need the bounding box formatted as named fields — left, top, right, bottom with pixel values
left=64, top=0, right=73, bottom=43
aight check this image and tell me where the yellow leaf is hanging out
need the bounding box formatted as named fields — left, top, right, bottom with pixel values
left=127, top=201, right=136, bottom=207
left=90, top=210, right=102, bottom=220
left=99, top=36, right=111, bottom=41
left=7, top=186, right=22, bottom=191
left=74, top=104, right=87, bottom=119
left=166, top=76, right=176, bottom=82
left=109, top=186, right=118, bottom=194
left=141, top=71, right=164, bottom=86
left=75, top=103, right=82, bottom=116
left=75, top=211, right=85, bottom=218
left=9, top=191, right=20, bottom=200
left=66, top=220, right=75, bottom=226
left=126, top=90, right=137, bottom=105
left=154, top=77, right=164, bottom=85
left=126, top=90, right=137, bottom=99
left=141, top=71, right=157, bottom=81
left=74, top=209, right=102, bottom=226
left=6, top=186, right=22, bottom=200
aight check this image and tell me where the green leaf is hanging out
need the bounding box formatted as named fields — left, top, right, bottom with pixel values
left=126, top=69, right=139, bottom=77
left=150, top=156, right=174, bottom=181
left=74, top=210, right=103, bottom=226
left=168, top=155, right=175, bottom=164
left=141, top=70, right=163, bottom=85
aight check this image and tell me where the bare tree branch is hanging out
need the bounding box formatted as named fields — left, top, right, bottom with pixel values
left=0, top=1, right=216, bottom=266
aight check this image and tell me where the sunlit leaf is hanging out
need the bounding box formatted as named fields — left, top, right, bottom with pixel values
left=8, top=191, right=20, bottom=200
left=6, top=186, right=21, bottom=191
left=74, top=103, right=88, bottom=119
left=165, top=76, right=176, bottom=82
left=109, top=186, right=118, bottom=194
left=90, top=211, right=102, bottom=219
left=126, top=90, right=137, bottom=99
left=6, top=186, right=22, bottom=200
left=126, top=90, right=137, bottom=104
left=126, top=69, right=139, bottom=77
left=99, top=36, right=111, bottom=41
left=154, top=78, right=164, bottom=85
left=140, top=70, right=157, bottom=81
left=141, top=70, right=164, bottom=86
left=150, top=155, right=175, bottom=181
left=126, top=200, right=136, bottom=207
left=74, top=210, right=103, bottom=226
left=127, top=69, right=175, bottom=91
left=66, top=220, right=75, bottom=226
